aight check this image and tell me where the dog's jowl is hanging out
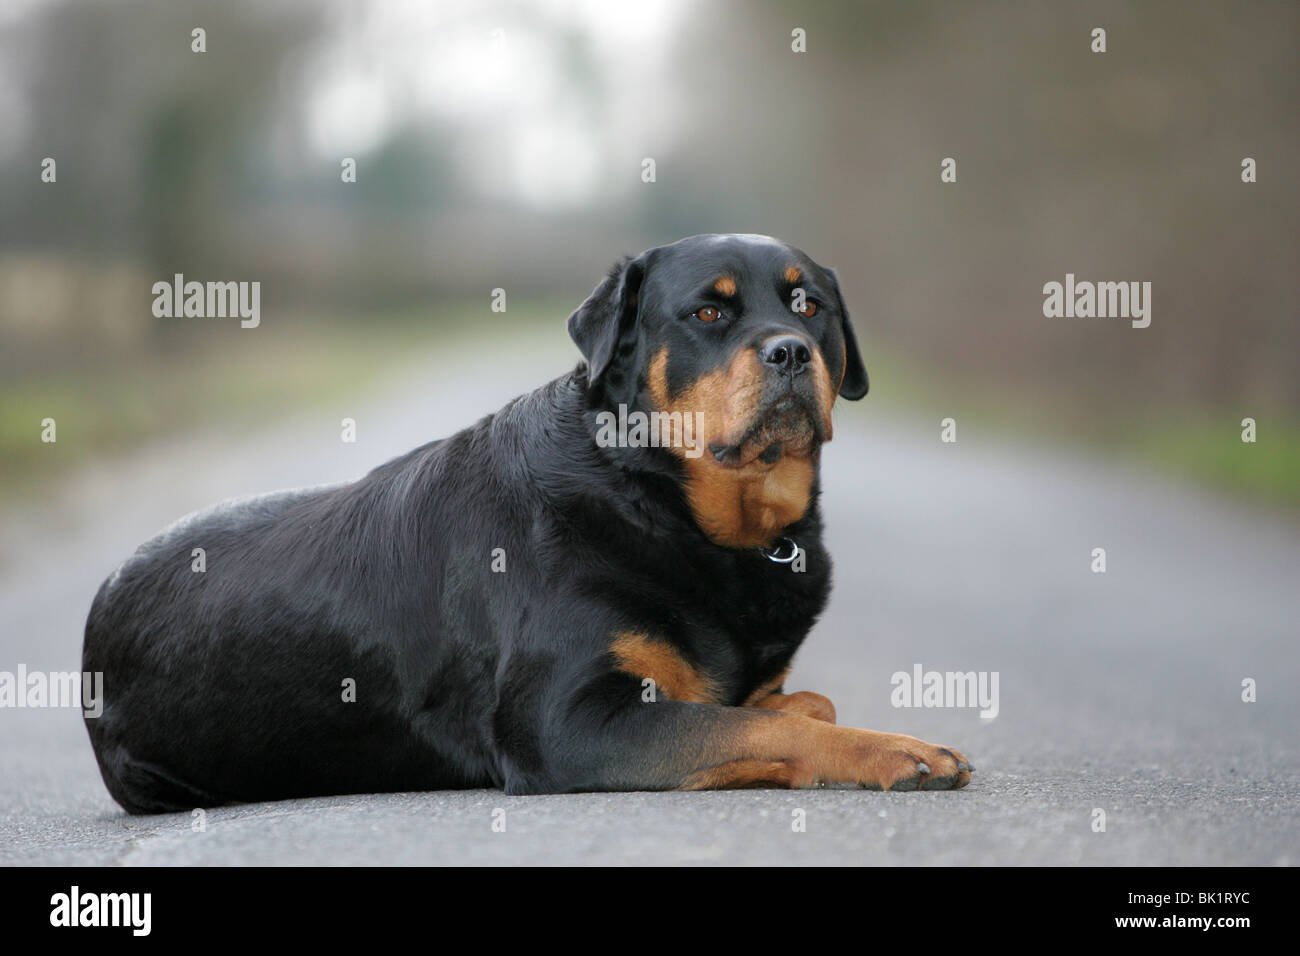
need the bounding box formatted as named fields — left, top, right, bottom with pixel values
left=83, top=233, right=972, bottom=813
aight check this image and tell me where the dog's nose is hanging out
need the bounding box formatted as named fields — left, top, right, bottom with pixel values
left=760, top=335, right=813, bottom=375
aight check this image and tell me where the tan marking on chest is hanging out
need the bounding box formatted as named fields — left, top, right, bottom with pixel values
left=682, top=454, right=814, bottom=547
left=647, top=347, right=818, bottom=548
left=610, top=631, right=720, bottom=704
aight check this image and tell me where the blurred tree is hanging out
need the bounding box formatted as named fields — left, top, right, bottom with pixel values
left=0, top=0, right=325, bottom=281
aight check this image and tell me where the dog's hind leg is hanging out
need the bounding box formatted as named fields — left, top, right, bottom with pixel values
left=94, top=744, right=231, bottom=815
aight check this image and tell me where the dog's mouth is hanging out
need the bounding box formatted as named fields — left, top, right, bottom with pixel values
left=707, top=395, right=824, bottom=468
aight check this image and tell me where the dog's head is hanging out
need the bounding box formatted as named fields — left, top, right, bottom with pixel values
left=568, top=233, right=868, bottom=548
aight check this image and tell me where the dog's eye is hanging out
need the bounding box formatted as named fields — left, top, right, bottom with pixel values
left=695, top=306, right=721, bottom=322
left=795, top=301, right=818, bottom=317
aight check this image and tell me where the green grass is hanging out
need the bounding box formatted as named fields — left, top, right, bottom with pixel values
left=859, top=342, right=1300, bottom=510
left=0, top=302, right=567, bottom=501
left=1136, top=419, right=1300, bottom=506
left=3, top=310, right=1296, bottom=511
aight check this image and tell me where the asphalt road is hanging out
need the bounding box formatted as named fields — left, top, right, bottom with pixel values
left=2, top=330, right=1297, bottom=866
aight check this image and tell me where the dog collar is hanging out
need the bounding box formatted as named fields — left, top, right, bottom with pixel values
left=762, top=537, right=801, bottom=564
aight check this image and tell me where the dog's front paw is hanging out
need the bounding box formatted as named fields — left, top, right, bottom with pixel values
left=875, top=734, right=973, bottom=791
left=752, top=690, right=837, bottom=724
left=793, top=729, right=973, bottom=791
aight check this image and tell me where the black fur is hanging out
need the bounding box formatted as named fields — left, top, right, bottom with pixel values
left=83, top=233, right=869, bottom=812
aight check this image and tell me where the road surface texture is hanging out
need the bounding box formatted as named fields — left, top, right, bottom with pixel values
left=2, top=328, right=1296, bottom=865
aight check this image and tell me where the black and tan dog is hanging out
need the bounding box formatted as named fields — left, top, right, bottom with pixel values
left=83, top=234, right=971, bottom=813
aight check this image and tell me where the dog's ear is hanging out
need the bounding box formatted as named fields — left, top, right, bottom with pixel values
left=567, top=253, right=648, bottom=390
left=824, top=267, right=869, bottom=400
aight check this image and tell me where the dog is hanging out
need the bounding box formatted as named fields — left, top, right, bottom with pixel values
left=83, top=233, right=972, bottom=813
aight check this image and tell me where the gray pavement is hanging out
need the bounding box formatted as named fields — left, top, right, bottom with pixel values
left=2, top=329, right=1297, bottom=865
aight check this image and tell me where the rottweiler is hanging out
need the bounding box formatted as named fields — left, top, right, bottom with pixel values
left=83, top=233, right=972, bottom=813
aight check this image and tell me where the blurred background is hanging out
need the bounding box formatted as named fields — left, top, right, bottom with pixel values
left=2, top=0, right=1297, bottom=510
left=1, top=0, right=1298, bottom=865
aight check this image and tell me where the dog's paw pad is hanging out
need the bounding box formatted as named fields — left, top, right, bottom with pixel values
left=920, top=773, right=961, bottom=791
left=888, top=774, right=922, bottom=792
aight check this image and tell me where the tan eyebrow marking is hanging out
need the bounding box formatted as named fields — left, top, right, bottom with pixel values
left=713, top=276, right=737, bottom=296
left=783, top=266, right=801, bottom=284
